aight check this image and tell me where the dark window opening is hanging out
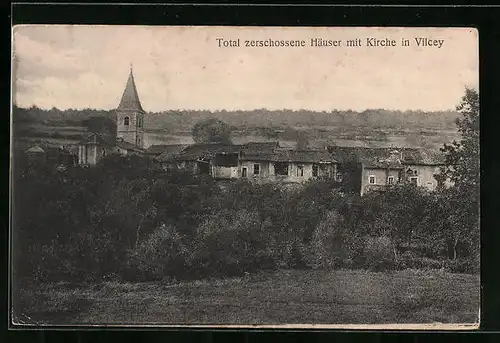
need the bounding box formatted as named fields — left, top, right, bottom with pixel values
left=124, top=117, right=130, bottom=126
left=387, top=176, right=394, bottom=185
left=213, top=153, right=239, bottom=167
left=198, top=161, right=210, bottom=175
left=369, top=175, right=376, bottom=184
left=242, top=167, right=248, bottom=177
left=297, top=165, right=304, bottom=177
left=410, top=177, right=418, bottom=186
left=312, top=164, right=318, bottom=177
left=253, top=163, right=260, bottom=175
left=275, top=162, right=289, bottom=176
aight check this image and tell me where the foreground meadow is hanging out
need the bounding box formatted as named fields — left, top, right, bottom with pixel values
left=16, top=269, right=479, bottom=326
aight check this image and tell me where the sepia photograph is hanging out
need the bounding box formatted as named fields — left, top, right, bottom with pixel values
left=10, top=25, right=479, bottom=329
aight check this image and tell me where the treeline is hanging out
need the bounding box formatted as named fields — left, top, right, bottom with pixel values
left=12, top=153, right=479, bottom=287
left=12, top=105, right=459, bottom=132
left=145, top=108, right=460, bottom=132
left=12, top=105, right=114, bottom=126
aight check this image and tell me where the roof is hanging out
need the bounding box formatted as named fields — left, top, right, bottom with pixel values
left=241, top=141, right=279, bottom=153
left=240, top=141, right=280, bottom=161
left=25, top=146, right=45, bottom=154
left=116, top=68, right=144, bottom=112
left=153, top=145, right=189, bottom=161
left=328, top=146, right=445, bottom=168
left=403, top=148, right=446, bottom=165
left=116, top=140, right=144, bottom=153
left=170, top=143, right=241, bottom=161
left=271, top=149, right=336, bottom=163
left=164, top=142, right=336, bottom=164
left=145, top=145, right=171, bottom=156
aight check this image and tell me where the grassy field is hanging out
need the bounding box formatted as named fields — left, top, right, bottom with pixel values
left=15, top=269, right=479, bottom=326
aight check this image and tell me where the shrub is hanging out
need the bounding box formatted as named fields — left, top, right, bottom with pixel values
left=445, top=257, right=479, bottom=274
left=363, top=235, right=395, bottom=271
left=123, top=224, right=190, bottom=281
left=302, top=211, right=344, bottom=269
left=191, top=209, right=276, bottom=277
left=395, top=254, right=444, bottom=271
left=342, top=233, right=366, bottom=268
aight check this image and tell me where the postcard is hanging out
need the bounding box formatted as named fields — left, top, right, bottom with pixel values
left=10, top=25, right=479, bottom=329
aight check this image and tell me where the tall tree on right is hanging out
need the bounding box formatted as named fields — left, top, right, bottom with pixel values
left=440, top=87, right=480, bottom=194
left=433, top=87, right=480, bottom=262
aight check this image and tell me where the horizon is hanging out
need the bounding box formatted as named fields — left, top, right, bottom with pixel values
left=13, top=103, right=460, bottom=114
left=12, top=26, right=478, bottom=112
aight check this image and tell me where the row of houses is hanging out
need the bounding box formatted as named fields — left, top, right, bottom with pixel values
left=22, top=136, right=447, bottom=196
left=67, top=133, right=447, bottom=195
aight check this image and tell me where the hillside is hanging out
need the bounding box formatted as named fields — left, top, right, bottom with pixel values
left=11, top=106, right=461, bottom=150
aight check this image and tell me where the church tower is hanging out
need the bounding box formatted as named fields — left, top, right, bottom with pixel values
left=115, top=65, right=145, bottom=149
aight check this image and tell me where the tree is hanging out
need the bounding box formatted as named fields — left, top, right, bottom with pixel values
left=370, top=184, right=431, bottom=261
left=440, top=87, right=479, bottom=194
left=295, top=131, right=309, bottom=150
left=436, top=87, right=480, bottom=261
left=83, top=116, right=117, bottom=137
left=425, top=187, right=479, bottom=261
left=191, top=118, right=232, bottom=144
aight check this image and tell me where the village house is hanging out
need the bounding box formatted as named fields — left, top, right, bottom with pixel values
left=239, top=145, right=338, bottom=184
left=156, top=141, right=339, bottom=184
left=24, top=144, right=77, bottom=168
left=328, top=146, right=447, bottom=195
left=156, top=143, right=241, bottom=177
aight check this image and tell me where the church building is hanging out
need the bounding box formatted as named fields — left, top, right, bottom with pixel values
left=116, top=66, right=145, bottom=149
left=77, top=66, right=146, bottom=166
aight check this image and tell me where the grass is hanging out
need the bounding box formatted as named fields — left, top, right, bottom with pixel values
left=14, top=269, right=479, bottom=326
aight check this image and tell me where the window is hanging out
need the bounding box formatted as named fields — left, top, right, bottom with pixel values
left=410, top=177, right=418, bottom=186
left=297, top=165, right=304, bottom=177
left=242, top=167, right=248, bottom=177
left=275, top=162, right=289, bottom=176
left=387, top=176, right=394, bottom=185
left=124, top=116, right=130, bottom=126
left=101, top=148, right=106, bottom=157
left=253, top=163, right=260, bottom=175
left=213, top=153, right=238, bottom=167
left=312, top=164, right=319, bottom=177
left=425, top=181, right=434, bottom=188
left=369, top=175, right=376, bottom=184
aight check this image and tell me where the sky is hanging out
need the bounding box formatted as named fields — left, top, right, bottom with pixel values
left=12, top=26, right=478, bottom=112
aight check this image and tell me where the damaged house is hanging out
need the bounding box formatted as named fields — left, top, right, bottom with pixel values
left=156, top=141, right=339, bottom=184
left=328, top=146, right=447, bottom=195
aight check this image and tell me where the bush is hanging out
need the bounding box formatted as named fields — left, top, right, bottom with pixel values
left=395, top=254, right=444, bottom=271
left=191, top=209, right=277, bottom=277
left=445, top=258, right=479, bottom=274
left=302, top=211, right=344, bottom=269
left=363, top=235, right=395, bottom=271
left=123, top=224, right=190, bottom=281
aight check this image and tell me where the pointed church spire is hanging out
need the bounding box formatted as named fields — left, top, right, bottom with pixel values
left=117, top=66, right=144, bottom=112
